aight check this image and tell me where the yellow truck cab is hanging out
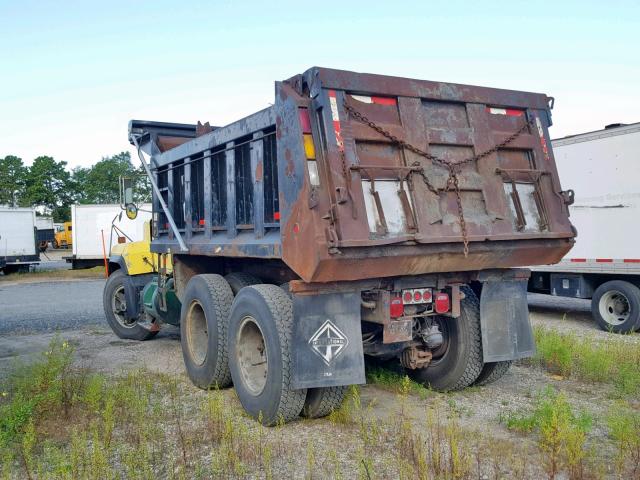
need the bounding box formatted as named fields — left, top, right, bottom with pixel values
left=54, top=221, right=73, bottom=249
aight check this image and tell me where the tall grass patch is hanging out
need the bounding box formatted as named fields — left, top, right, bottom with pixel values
left=533, top=326, right=640, bottom=396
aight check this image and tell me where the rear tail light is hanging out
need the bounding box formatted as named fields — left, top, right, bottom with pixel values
left=402, top=288, right=432, bottom=305
left=299, top=107, right=320, bottom=186
left=390, top=296, right=404, bottom=318
left=434, top=292, right=450, bottom=314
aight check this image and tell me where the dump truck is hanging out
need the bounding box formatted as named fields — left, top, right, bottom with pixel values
left=0, top=207, right=40, bottom=274
left=530, top=122, right=640, bottom=333
left=104, top=67, right=575, bottom=425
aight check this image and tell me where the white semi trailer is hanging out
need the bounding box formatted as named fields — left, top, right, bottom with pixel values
left=530, top=122, right=640, bottom=332
left=67, top=204, right=152, bottom=269
left=0, top=207, right=40, bottom=274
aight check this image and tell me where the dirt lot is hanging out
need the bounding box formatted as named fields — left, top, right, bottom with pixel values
left=1, top=275, right=639, bottom=479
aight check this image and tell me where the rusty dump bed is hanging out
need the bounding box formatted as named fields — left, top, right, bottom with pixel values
left=132, top=67, right=575, bottom=283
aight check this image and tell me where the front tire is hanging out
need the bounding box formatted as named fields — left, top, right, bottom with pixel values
left=591, top=280, right=640, bottom=333
left=228, top=284, right=307, bottom=425
left=103, top=270, right=157, bottom=341
left=408, top=286, right=483, bottom=391
left=180, top=274, right=234, bottom=389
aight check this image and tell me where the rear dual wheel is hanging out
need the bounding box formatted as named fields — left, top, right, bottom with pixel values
left=228, top=285, right=307, bottom=425
left=408, top=287, right=511, bottom=390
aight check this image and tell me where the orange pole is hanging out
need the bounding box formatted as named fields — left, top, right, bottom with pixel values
left=100, top=229, right=109, bottom=278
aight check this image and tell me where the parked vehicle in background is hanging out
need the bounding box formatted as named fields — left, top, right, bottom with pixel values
left=0, top=207, right=40, bottom=274
left=530, top=122, right=640, bottom=333
left=104, top=67, right=576, bottom=425
left=67, top=204, right=152, bottom=269
left=35, top=216, right=54, bottom=252
left=54, top=221, right=73, bottom=249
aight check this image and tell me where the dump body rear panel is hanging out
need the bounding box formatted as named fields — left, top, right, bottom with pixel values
left=141, top=67, right=574, bottom=282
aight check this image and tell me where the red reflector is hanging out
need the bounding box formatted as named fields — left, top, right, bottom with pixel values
left=390, top=297, right=404, bottom=318
left=199, top=219, right=205, bottom=226
left=570, top=258, right=586, bottom=263
left=403, top=291, right=412, bottom=303
left=434, top=293, right=450, bottom=314
left=298, top=108, right=312, bottom=134
left=274, top=211, right=280, bottom=221
left=371, top=96, right=397, bottom=106
left=414, top=291, right=422, bottom=302
left=422, top=289, right=432, bottom=302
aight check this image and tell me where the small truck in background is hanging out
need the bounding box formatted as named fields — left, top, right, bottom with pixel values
left=66, top=204, right=151, bottom=269
left=54, top=221, right=73, bottom=249
left=103, top=67, right=575, bottom=425
left=530, top=122, right=640, bottom=333
left=0, top=207, right=40, bottom=274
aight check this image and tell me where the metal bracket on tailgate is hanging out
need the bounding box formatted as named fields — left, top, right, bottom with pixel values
left=292, top=291, right=365, bottom=389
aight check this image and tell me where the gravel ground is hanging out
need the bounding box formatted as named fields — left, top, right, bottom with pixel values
left=0, top=277, right=637, bottom=478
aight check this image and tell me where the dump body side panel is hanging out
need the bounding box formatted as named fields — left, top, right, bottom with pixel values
left=143, top=67, right=574, bottom=283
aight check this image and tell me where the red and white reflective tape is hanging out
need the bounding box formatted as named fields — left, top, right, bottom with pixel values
left=328, top=90, right=344, bottom=152
left=351, top=95, right=397, bottom=106
left=535, top=116, right=551, bottom=162
left=568, top=258, right=640, bottom=264
left=486, top=107, right=523, bottom=116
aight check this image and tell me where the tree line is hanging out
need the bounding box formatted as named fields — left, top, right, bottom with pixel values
left=0, top=152, right=151, bottom=222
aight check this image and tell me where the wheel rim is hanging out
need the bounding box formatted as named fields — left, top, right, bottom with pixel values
left=186, top=301, right=209, bottom=366
left=236, top=316, right=268, bottom=396
left=427, top=317, right=451, bottom=367
left=111, top=285, right=136, bottom=328
left=599, top=290, right=630, bottom=326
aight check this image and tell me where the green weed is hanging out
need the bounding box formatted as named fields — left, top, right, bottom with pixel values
left=501, top=387, right=593, bottom=479
left=533, top=326, right=640, bottom=397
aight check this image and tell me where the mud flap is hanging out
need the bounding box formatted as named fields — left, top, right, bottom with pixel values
left=480, top=279, right=535, bottom=362
left=123, top=273, right=154, bottom=321
left=292, top=291, right=366, bottom=389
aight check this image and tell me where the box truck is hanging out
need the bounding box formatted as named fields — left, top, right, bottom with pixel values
left=0, top=207, right=40, bottom=274
left=530, top=122, right=640, bottom=333
left=66, top=204, right=152, bottom=269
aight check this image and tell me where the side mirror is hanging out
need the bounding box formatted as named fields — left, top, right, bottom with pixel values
left=120, top=177, right=138, bottom=219
left=125, top=203, right=138, bottom=220
left=122, top=177, right=135, bottom=205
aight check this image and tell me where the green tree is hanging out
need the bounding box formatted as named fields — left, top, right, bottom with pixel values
left=73, top=152, right=150, bottom=205
left=0, top=155, right=27, bottom=206
left=24, top=156, right=73, bottom=222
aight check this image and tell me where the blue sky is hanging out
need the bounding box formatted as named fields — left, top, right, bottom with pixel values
left=1, top=0, right=638, bottom=168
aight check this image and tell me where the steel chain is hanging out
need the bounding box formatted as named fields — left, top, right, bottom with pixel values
left=343, top=100, right=533, bottom=256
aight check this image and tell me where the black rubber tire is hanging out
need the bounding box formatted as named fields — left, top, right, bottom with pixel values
left=473, top=361, right=512, bottom=386
left=228, top=284, right=307, bottom=425
left=103, top=270, right=158, bottom=341
left=224, top=272, right=261, bottom=295
left=180, top=274, right=234, bottom=389
left=591, top=280, right=640, bottom=333
left=408, top=286, right=483, bottom=391
left=301, top=386, right=348, bottom=418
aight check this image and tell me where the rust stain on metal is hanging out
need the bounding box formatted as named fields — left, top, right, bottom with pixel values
left=255, top=161, right=263, bottom=182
